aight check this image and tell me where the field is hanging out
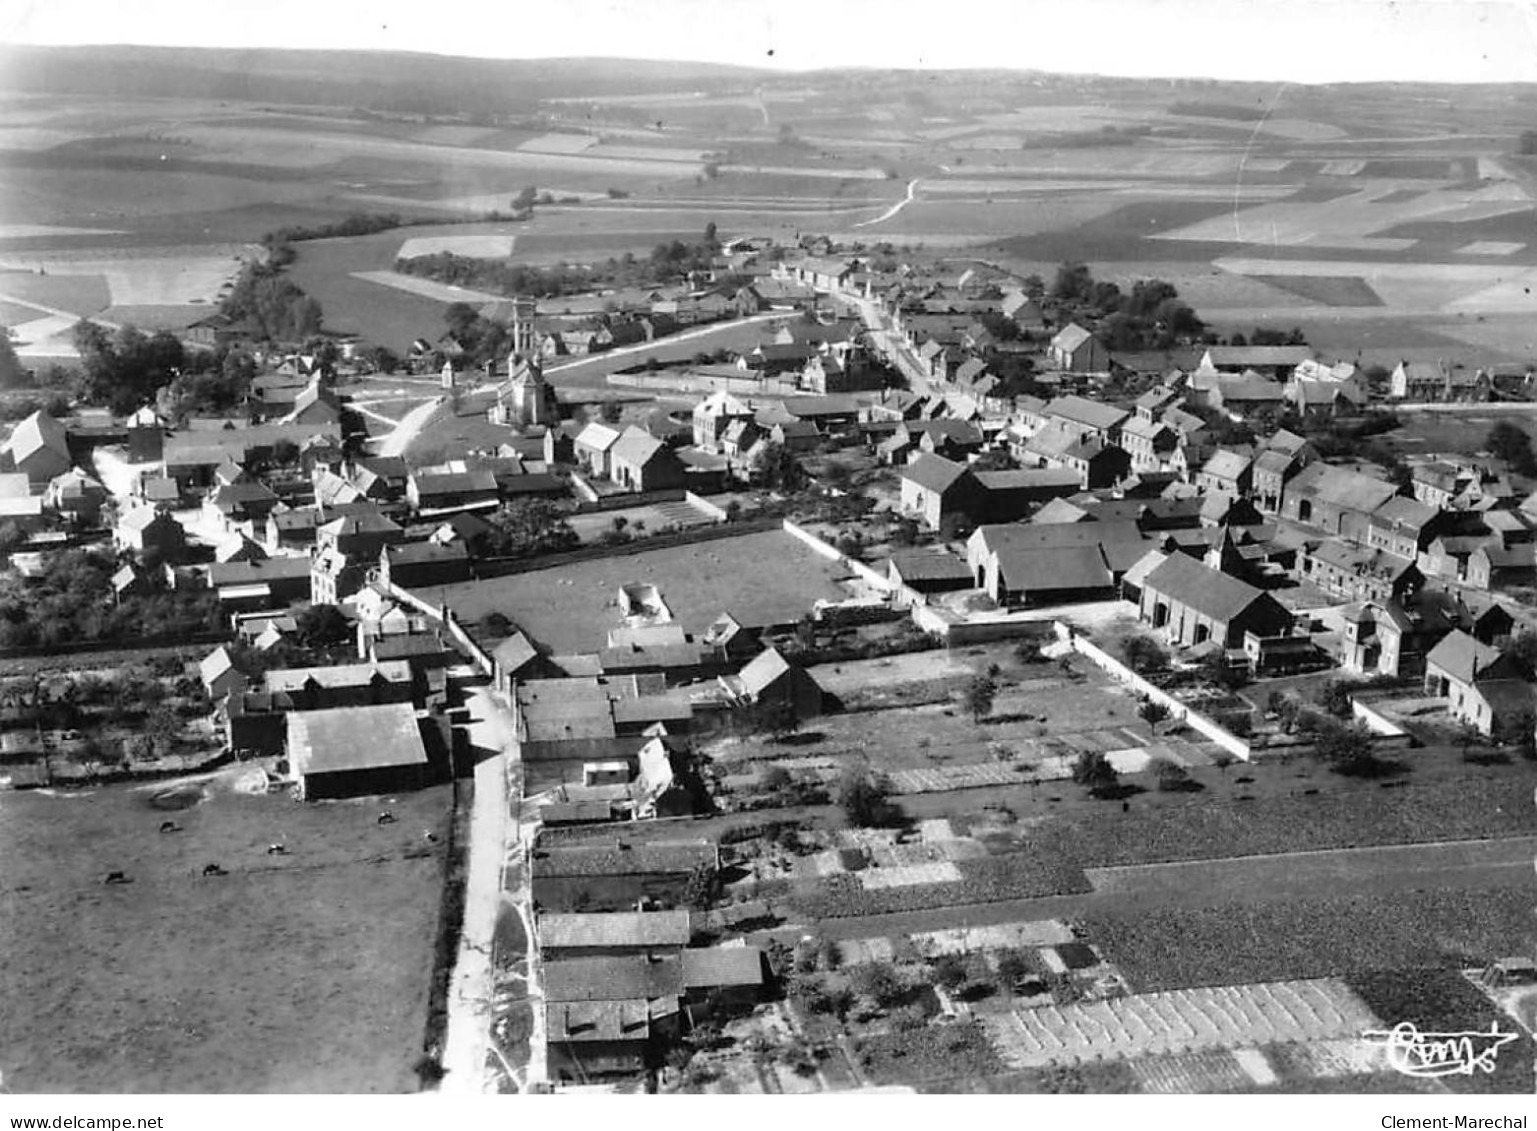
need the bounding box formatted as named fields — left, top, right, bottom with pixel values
left=2, top=68, right=1536, bottom=367
left=435, top=528, right=854, bottom=652
left=0, top=774, right=451, bottom=1093
left=1082, top=886, right=1535, bottom=993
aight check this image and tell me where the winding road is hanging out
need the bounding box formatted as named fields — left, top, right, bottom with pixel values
left=854, top=178, right=920, bottom=228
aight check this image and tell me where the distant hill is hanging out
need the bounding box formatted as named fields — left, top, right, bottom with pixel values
left=0, top=44, right=770, bottom=115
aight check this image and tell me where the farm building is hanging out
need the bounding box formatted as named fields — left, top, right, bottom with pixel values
left=286, top=702, right=435, bottom=799
left=887, top=551, right=975, bottom=595
left=727, top=646, right=824, bottom=721
left=3, top=411, right=70, bottom=484
left=531, top=839, right=718, bottom=913
left=1138, top=551, right=1292, bottom=648
left=1423, top=630, right=1533, bottom=737
left=539, top=910, right=693, bottom=958
left=1279, top=463, right=1399, bottom=543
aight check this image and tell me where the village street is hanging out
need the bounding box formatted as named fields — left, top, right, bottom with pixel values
left=438, top=667, right=518, bottom=1094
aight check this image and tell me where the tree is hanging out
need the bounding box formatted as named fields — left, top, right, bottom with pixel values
left=0, top=325, right=28, bottom=388
left=837, top=762, right=900, bottom=827
left=1071, top=750, right=1119, bottom=796
left=1314, top=719, right=1379, bottom=775
left=932, top=954, right=969, bottom=992
left=143, top=704, right=182, bottom=757
left=748, top=441, right=805, bottom=492
left=850, top=961, right=904, bottom=1008
left=1138, top=698, right=1170, bottom=726
left=1487, top=420, right=1537, bottom=476
left=485, top=498, right=579, bottom=558
left=295, top=603, right=352, bottom=649
left=1318, top=679, right=1354, bottom=718
left=964, top=675, right=997, bottom=723
left=996, top=949, right=1032, bottom=991
left=1052, top=261, right=1093, bottom=302
left=682, top=862, right=721, bottom=910
left=512, top=185, right=539, bottom=212
left=1152, top=757, right=1193, bottom=792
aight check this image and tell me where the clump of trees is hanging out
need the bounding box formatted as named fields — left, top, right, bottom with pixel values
left=220, top=261, right=323, bottom=343
left=0, top=549, right=220, bottom=650
left=481, top=498, right=580, bottom=559
left=396, top=224, right=724, bottom=298
left=1487, top=420, right=1537, bottom=477
left=1048, top=262, right=1206, bottom=351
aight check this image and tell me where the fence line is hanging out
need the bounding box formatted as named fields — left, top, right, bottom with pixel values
left=780, top=519, right=893, bottom=593
left=1055, top=622, right=1252, bottom=762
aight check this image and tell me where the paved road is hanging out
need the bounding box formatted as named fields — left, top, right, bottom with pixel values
left=789, top=834, right=1537, bottom=940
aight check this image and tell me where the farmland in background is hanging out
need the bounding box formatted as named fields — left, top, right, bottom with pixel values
left=5, top=52, right=1537, bottom=365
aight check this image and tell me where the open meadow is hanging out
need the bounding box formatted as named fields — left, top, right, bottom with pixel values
left=0, top=775, right=451, bottom=1093
left=437, top=527, right=854, bottom=652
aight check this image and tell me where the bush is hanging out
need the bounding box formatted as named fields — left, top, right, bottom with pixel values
left=1121, top=635, right=1169, bottom=674
left=837, top=762, right=901, bottom=827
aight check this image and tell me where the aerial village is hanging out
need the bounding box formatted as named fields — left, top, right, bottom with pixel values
left=6, top=229, right=1537, bottom=1093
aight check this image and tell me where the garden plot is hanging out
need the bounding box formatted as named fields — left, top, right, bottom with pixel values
left=1129, top=1046, right=1268, bottom=1092
left=858, top=861, right=963, bottom=889
left=911, top=919, right=1076, bottom=956
left=984, top=978, right=1379, bottom=1069
left=396, top=233, right=515, bottom=259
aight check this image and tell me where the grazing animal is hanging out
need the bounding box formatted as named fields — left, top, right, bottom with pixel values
left=266, top=843, right=287, bottom=856
left=377, top=811, right=396, bottom=825
left=423, top=831, right=440, bottom=844
left=104, top=871, right=128, bottom=885
left=202, top=863, right=225, bottom=877
left=159, top=821, right=180, bottom=834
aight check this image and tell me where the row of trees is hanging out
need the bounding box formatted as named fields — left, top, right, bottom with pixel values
left=221, top=260, right=324, bottom=343
left=397, top=224, right=724, bottom=299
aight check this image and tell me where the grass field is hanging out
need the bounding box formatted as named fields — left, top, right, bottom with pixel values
left=434, top=528, right=854, bottom=652
left=0, top=776, right=450, bottom=1093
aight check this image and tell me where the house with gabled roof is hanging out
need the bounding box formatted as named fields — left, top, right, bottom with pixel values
left=3, top=411, right=70, bottom=485
left=1195, top=448, right=1253, bottom=497
left=1049, top=323, right=1107, bottom=373
left=1424, top=630, right=1532, bottom=736
left=610, top=427, right=687, bottom=493
left=899, top=453, right=978, bottom=529
left=200, top=645, right=247, bottom=701
left=115, top=505, right=186, bottom=560
left=1044, top=395, right=1128, bottom=445
left=725, top=647, right=823, bottom=720
left=574, top=422, right=624, bottom=477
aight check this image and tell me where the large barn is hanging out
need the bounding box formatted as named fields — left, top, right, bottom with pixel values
left=286, top=702, right=434, bottom=799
